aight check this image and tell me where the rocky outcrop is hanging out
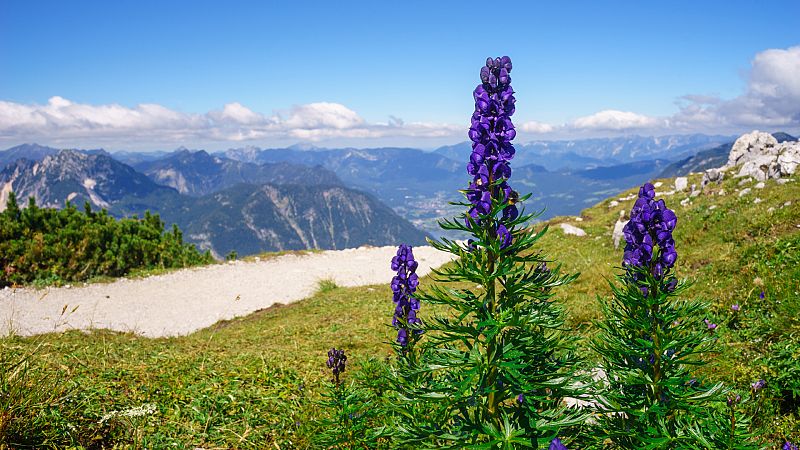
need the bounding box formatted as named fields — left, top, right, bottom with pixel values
left=778, top=147, right=800, bottom=175
left=724, top=131, right=800, bottom=181
left=701, top=168, right=724, bottom=189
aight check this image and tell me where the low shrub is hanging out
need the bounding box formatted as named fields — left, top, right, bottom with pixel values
left=0, top=193, right=212, bottom=286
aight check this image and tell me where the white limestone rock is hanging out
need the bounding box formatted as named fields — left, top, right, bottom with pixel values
left=701, top=168, right=724, bottom=189
left=674, top=177, right=688, bottom=192
left=739, top=188, right=751, bottom=197
left=777, top=141, right=800, bottom=175
left=754, top=182, right=765, bottom=189
left=737, top=154, right=781, bottom=181
left=560, top=223, right=587, bottom=237
left=725, top=131, right=800, bottom=180
left=726, top=131, right=779, bottom=167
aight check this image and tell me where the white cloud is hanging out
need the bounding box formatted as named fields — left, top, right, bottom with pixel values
left=0, top=97, right=465, bottom=147
left=0, top=96, right=204, bottom=137
left=214, top=102, right=265, bottom=124
left=531, top=45, right=800, bottom=136
left=571, top=110, right=661, bottom=131
left=673, top=45, right=800, bottom=131
left=281, top=102, right=364, bottom=130
left=749, top=46, right=800, bottom=112
left=519, top=121, right=555, bottom=133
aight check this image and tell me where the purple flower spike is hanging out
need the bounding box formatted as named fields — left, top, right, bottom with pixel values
left=731, top=304, right=740, bottom=312
left=783, top=442, right=798, bottom=450
left=549, top=438, right=568, bottom=450
left=704, top=319, right=717, bottom=331
left=391, top=244, right=422, bottom=346
left=516, top=393, right=524, bottom=404
left=466, top=56, right=520, bottom=247
left=326, top=348, right=347, bottom=384
left=622, top=183, right=678, bottom=292
left=759, top=291, right=765, bottom=299
left=751, top=379, right=766, bottom=391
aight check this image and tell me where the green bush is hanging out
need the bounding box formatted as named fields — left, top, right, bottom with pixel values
left=0, top=192, right=212, bottom=287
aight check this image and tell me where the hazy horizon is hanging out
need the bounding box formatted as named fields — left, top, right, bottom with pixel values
left=4, top=130, right=767, bottom=155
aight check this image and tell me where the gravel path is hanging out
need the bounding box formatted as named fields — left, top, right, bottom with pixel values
left=0, top=245, right=453, bottom=338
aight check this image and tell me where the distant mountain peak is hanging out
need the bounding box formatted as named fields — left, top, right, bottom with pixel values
left=287, top=142, right=321, bottom=151
left=133, top=149, right=342, bottom=196
left=0, top=148, right=173, bottom=211
left=772, top=131, right=797, bottom=143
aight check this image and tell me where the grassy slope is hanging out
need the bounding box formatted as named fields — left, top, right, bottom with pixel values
left=2, top=172, right=798, bottom=448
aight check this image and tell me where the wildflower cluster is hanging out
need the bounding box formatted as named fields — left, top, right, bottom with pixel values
left=622, top=182, right=678, bottom=294
left=390, top=244, right=421, bottom=347
left=466, top=56, right=519, bottom=248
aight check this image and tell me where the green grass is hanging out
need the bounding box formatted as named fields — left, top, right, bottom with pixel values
left=315, top=278, right=339, bottom=294
left=2, top=172, right=798, bottom=448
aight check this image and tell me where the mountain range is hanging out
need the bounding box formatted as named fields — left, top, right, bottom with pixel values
left=2, top=132, right=795, bottom=255
left=0, top=148, right=428, bottom=257
left=0, top=150, right=172, bottom=210
left=433, top=134, right=733, bottom=170
left=217, top=144, right=677, bottom=232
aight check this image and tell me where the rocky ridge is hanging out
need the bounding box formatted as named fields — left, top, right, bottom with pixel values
left=0, top=150, right=172, bottom=211
left=723, top=131, right=800, bottom=181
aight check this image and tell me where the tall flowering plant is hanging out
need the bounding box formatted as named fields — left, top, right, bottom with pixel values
left=391, top=56, right=585, bottom=448
left=591, top=183, right=757, bottom=448
left=316, top=348, right=383, bottom=448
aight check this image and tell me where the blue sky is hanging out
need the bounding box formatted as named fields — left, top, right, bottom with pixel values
left=1, top=0, right=799, bottom=150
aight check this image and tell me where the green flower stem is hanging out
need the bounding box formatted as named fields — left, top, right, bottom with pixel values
left=650, top=293, right=663, bottom=405
left=486, top=243, right=499, bottom=422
